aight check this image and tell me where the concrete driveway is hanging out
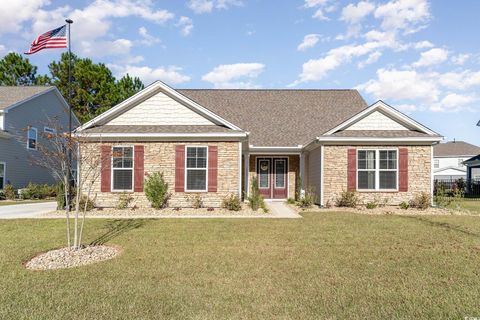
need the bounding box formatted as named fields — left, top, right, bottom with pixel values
left=0, top=201, right=57, bottom=219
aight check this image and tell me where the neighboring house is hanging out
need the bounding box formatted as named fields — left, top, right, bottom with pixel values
left=433, top=141, right=480, bottom=180
left=464, top=155, right=480, bottom=181
left=75, top=81, right=442, bottom=208
left=0, top=86, right=79, bottom=189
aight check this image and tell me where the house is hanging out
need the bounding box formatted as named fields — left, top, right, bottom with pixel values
left=0, top=86, right=79, bottom=189
left=464, top=155, right=480, bottom=180
left=75, top=81, right=442, bottom=208
left=433, top=141, right=480, bottom=181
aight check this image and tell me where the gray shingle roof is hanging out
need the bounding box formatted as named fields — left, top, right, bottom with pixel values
left=332, top=130, right=433, bottom=138
left=434, top=141, right=480, bottom=157
left=83, top=125, right=238, bottom=134
left=178, top=89, right=368, bottom=146
left=0, top=86, right=52, bottom=110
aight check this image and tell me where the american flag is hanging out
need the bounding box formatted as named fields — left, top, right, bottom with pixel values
left=24, top=25, right=67, bottom=55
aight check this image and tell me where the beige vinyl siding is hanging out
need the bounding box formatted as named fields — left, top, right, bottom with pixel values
left=345, top=111, right=408, bottom=131
left=107, top=91, right=215, bottom=126
left=307, top=147, right=322, bottom=204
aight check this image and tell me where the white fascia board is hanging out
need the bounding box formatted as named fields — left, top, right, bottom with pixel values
left=434, top=166, right=466, bottom=173
left=75, top=132, right=247, bottom=139
left=317, top=136, right=443, bottom=143
left=324, top=100, right=441, bottom=136
left=248, top=145, right=303, bottom=153
left=76, top=81, right=243, bottom=132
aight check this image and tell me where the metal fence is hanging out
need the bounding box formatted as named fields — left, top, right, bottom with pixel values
left=434, top=178, right=480, bottom=198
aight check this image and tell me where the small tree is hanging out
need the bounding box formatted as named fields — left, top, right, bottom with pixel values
left=144, top=172, right=170, bottom=209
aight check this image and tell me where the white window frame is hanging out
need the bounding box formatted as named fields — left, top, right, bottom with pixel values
left=357, top=149, right=399, bottom=192
left=44, top=126, right=56, bottom=133
left=0, top=162, right=5, bottom=190
left=274, top=159, right=286, bottom=189
left=434, top=159, right=439, bottom=169
left=185, top=146, right=208, bottom=192
left=27, top=127, right=37, bottom=150
left=111, top=145, right=134, bottom=192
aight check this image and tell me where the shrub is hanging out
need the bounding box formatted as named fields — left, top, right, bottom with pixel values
left=21, top=183, right=56, bottom=200
left=409, top=192, right=431, bottom=210
left=298, top=186, right=316, bottom=208
left=185, top=193, right=203, bottom=209
left=222, top=193, right=242, bottom=211
left=286, top=197, right=296, bottom=205
left=144, top=172, right=170, bottom=209
left=366, top=201, right=377, bottom=209
left=116, top=192, right=133, bottom=209
left=4, top=184, right=15, bottom=200
left=247, top=176, right=265, bottom=211
left=336, top=191, right=360, bottom=208
left=295, top=174, right=302, bottom=201
left=74, top=195, right=94, bottom=211
left=399, top=201, right=409, bottom=210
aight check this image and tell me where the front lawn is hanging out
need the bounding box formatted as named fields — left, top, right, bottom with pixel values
left=0, top=199, right=55, bottom=206
left=1, top=213, right=480, bottom=319
left=447, top=199, right=480, bottom=214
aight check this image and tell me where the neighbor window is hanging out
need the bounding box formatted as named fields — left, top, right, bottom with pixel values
left=112, top=146, right=133, bottom=191
left=27, top=127, right=37, bottom=150
left=357, top=149, right=397, bottom=191
left=0, top=162, right=5, bottom=189
left=434, top=159, right=439, bottom=168
left=44, top=127, right=56, bottom=134
left=186, top=146, right=207, bottom=191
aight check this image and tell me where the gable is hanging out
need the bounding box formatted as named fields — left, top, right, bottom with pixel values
left=344, top=110, right=408, bottom=131
left=106, top=91, right=215, bottom=126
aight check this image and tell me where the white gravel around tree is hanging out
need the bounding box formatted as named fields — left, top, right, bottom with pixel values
left=25, top=245, right=119, bottom=270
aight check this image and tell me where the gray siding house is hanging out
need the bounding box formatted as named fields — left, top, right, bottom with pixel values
left=0, top=86, right=79, bottom=189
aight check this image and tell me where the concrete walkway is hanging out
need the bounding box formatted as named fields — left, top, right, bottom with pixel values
left=266, top=201, right=302, bottom=218
left=0, top=201, right=57, bottom=219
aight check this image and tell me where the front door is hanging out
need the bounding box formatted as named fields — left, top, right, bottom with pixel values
left=256, top=157, right=288, bottom=199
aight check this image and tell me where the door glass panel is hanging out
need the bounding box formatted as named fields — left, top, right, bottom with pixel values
left=275, top=160, right=286, bottom=188
left=258, top=160, right=269, bottom=188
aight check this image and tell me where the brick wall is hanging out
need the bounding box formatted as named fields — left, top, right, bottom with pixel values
left=80, top=141, right=240, bottom=208
left=323, top=145, right=432, bottom=206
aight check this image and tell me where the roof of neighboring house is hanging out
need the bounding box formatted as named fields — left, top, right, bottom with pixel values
left=433, top=141, right=480, bottom=157
left=464, top=154, right=480, bottom=165
left=331, top=130, right=432, bottom=138
left=0, top=86, right=53, bottom=110
left=178, top=89, right=368, bottom=146
left=82, top=125, right=239, bottom=134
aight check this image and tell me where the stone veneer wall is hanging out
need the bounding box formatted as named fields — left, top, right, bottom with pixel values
left=323, top=145, right=432, bottom=206
left=248, top=155, right=299, bottom=199
left=81, top=141, right=240, bottom=208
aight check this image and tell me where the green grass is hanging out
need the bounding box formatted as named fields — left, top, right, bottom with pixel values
left=0, top=199, right=55, bottom=206
left=446, top=199, right=480, bottom=214
left=1, top=213, right=480, bottom=319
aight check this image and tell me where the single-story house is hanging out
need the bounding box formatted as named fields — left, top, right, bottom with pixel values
left=75, top=81, right=443, bottom=208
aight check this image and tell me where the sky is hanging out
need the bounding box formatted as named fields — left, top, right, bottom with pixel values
left=0, top=0, right=479, bottom=144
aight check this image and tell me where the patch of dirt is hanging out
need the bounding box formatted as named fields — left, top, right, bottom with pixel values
left=25, top=245, right=120, bottom=270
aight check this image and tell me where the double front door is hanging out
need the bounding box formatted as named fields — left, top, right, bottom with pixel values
left=256, top=157, right=288, bottom=199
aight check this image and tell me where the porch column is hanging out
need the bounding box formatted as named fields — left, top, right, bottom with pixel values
left=299, top=152, right=306, bottom=190
left=244, top=153, right=250, bottom=199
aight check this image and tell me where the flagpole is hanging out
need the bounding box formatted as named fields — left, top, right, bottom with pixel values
left=65, top=19, right=73, bottom=210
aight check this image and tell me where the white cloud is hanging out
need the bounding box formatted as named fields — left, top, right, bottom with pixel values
left=303, top=0, right=335, bottom=20
left=81, top=39, right=133, bottom=57
left=304, top=0, right=329, bottom=8
left=176, top=16, right=193, bottom=36
left=396, top=104, right=418, bottom=112
left=436, top=93, right=475, bottom=111
left=451, top=53, right=470, bottom=65
left=138, top=27, right=160, bottom=46
left=0, top=0, right=50, bottom=35
left=374, top=0, right=430, bottom=34
left=313, top=9, right=329, bottom=20
left=340, top=1, right=375, bottom=24
left=413, top=48, right=448, bottom=67
left=202, top=63, right=265, bottom=88
left=188, top=0, right=242, bottom=14
left=413, top=40, right=434, bottom=49
left=109, top=64, right=191, bottom=85
left=358, top=51, right=382, bottom=68
left=297, top=34, right=320, bottom=51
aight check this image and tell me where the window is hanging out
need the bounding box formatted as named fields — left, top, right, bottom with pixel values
left=185, top=146, right=207, bottom=191
left=44, top=127, right=56, bottom=134
left=0, top=162, right=5, bottom=189
left=357, top=149, right=398, bottom=191
left=112, top=146, right=133, bottom=191
left=27, top=127, right=37, bottom=150
left=258, top=159, right=270, bottom=189
left=274, top=159, right=286, bottom=188
left=434, top=159, right=439, bottom=168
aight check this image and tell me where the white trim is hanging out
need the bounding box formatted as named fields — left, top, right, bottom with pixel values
left=316, top=136, right=442, bottom=143
left=75, top=132, right=247, bottom=139
left=244, top=153, right=250, bottom=199
left=249, top=145, right=303, bottom=153
left=430, top=145, right=434, bottom=206
left=0, top=161, right=5, bottom=189
left=27, top=127, right=37, bottom=150
left=111, top=145, right=134, bottom=192
left=238, top=142, right=242, bottom=198
left=76, top=81, right=243, bottom=132
left=184, top=145, right=208, bottom=193
left=0, top=113, right=4, bottom=130
left=320, top=145, right=324, bottom=207
left=254, top=156, right=290, bottom=200
left=356, top=149, right=399, bottom=192
left=324, top=100, right=441, bottom=136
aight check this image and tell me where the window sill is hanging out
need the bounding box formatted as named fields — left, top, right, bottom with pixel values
left=184, top=190, right=208, bottom=193
left=111, top=190, right=134, bottom=193
left=357, top=189, right=399, bottom=193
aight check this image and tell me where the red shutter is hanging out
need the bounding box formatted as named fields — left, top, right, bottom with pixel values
left=208, top=146, right=218, bottom=192
left=134, top=145, right=144, bottom=192
left=100, top=145, right=111, bottom=192
left=399, top=148, right=408, bottom=192
left=347, top=148, right=356, bottom=192
left=175, top=145, right=185, bottom=192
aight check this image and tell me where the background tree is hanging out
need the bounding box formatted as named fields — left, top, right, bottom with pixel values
left=0, top=52, right=48, bottom=85
left=117, top=74, right=144, bottom=102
